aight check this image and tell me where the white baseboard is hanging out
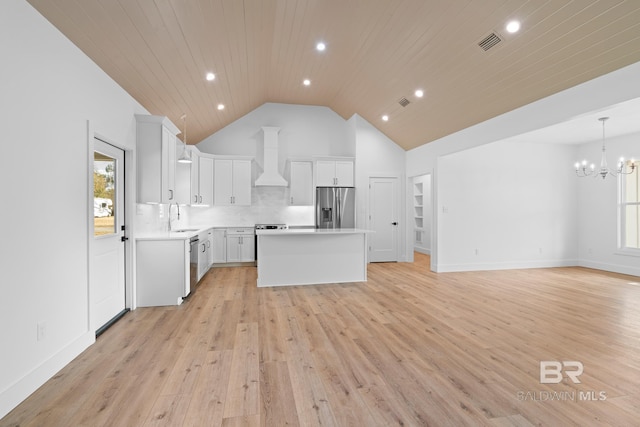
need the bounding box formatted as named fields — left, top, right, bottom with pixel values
left=0, top=331, right=95, bottom=419
left=435, top=259, right=578, bottom=273
left=414, top=247, right=431, bottom=255
left=578, top=260, right=640, bottom=277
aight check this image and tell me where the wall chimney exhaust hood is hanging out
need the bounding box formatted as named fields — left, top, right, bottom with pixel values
left=255, top=126, right=288, bottom=187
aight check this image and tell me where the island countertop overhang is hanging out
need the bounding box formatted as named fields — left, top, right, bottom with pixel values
left=256, top=228, right=373, bottom=236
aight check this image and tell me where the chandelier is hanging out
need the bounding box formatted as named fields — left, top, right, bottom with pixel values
left=574, top=117, right=636, bottom=179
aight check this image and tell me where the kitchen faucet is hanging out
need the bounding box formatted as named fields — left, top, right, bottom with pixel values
left=168, top=202, right=180, bottom=231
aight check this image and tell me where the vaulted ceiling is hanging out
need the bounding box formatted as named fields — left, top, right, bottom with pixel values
left=27, top=0, right=640, bottom=150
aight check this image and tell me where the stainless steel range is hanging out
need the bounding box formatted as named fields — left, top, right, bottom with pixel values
left=254, top=224, right=288, bottom=261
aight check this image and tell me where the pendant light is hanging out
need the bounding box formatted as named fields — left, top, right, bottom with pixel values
left=574, top=117, right=636, bottom=179
left=177, top=113, right=192, bottom=164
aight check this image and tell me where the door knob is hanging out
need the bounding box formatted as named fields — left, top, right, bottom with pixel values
left=391, top=222, right=398, bottom=226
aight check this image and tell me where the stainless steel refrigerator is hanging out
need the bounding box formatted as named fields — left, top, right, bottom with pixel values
left=316, top=187, right=355, bottom=229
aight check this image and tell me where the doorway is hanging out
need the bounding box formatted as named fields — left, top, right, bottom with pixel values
left=412, top=173, right=431, bottom=255
left=368, top=177, right=399, bottom=262
left=92, top=138, right=127, bottom=333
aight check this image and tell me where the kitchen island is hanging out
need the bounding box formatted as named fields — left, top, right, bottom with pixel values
left=256, top=228, right=371, bottom=287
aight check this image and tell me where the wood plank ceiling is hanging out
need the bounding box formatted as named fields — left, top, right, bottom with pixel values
left=26, top=0, right=640, bottom=150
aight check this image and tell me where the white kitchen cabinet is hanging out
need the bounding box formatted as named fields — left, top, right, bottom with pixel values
left=289, top=161, right=313, bottom=205
left=315, top=159, right=354, bottom=187
left=212, top=229, right=227, bottom=263
left=206, top=228, right=215, bottom=268
left=191, top=154, right=214, bottom=205
left=136, top=239, right=189, bottom=306
left=226, top=228, right=255, bottom=262
left=136, top=114, right=180, bottom=203
left=214, top=158, right=252, bottom=206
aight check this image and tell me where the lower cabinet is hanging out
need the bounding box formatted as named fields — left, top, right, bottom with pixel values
left=212, top=229, right=227, bottom=264
left=225, top=228, right=255, bottom=262
left=136, top=239, right=189, bottom=307
left=206, top=228, right=215, bottom=268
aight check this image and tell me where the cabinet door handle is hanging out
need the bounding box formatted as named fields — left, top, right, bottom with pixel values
left=169, top=189, right=174, bottom=200
left=194, top=195, right=198, bottom=203
left=199, top=195, right=202, bottom=203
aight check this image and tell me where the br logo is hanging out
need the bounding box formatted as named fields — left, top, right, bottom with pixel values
left=540, top=361, right=583, bottom=384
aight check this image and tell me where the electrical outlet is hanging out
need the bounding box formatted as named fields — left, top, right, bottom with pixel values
left=37, top=322, right=47, bottom=341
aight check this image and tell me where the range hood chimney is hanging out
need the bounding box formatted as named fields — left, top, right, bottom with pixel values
left=255, top=126, right=288, bottom=187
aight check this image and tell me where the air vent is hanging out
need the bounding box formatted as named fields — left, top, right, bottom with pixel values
left=398, top=97, right=410, bottom=107
left=478, top=32, right=502, bottom=51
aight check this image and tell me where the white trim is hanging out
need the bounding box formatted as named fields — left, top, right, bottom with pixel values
left=436, top=259, right=579, bottom=273
left=0, top=332, right=95, bottom=419
left=579, top=259, right=640, bottom=277
left=615, top=248, right=640, bottom=258
left=88, top=120, right=135, bottom=324
left=414, top=247, right=431, bottom=255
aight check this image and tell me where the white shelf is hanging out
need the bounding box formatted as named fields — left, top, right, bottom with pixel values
left=413, top=181, right=424, bottom=246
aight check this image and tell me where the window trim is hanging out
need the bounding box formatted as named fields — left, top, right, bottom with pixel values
left=618, top=161, right=639, bottom=252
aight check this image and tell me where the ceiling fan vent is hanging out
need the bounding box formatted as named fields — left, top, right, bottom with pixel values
left=398, top=97, right=410, bottom=107
left=478, top=32, right=502, bottom=51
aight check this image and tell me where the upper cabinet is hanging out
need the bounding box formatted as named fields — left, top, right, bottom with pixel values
left=213, top=158, right=252, bottom=206
left=191, top=153, right=214, bottom=206
left=315, top=159, right=354, bottom=187
left=135, top=114, right=181, bottom=204
left=289, top=161, right=313, bottom=205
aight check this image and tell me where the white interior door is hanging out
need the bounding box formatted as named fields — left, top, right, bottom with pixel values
left=92, top=139, right=126, bottom=332
left=369, top=177, right=399, bottom=262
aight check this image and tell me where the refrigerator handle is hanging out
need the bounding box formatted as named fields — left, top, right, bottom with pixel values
left=336, top=187, right=341, bottom=228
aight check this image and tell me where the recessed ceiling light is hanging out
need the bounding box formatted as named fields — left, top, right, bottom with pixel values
left=217, top=104, right=225, bottom=110
left=303, top=79, right=311, bottom=86
left=506, top=20, right=521, bottom=33
left=415, top=89, right=424, bottom=98
left=382, top=115, right=389, bottom=122
left=206, top=72, right=215, bottom=81
left=316, top=42, right=326, bottom=52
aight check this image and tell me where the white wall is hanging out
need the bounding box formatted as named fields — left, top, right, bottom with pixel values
left=0, top=0, right=147, bottom=418
left=352, top=115, right=407, bottom=260
left=186, top=103, right=354, bottom=226
left=406, top=60, right=640, bottom=273
left=577, top=133, right=640, bottom=276
left=198, top=102, right=354, bottom=160
left=406, top=61, right=640, bottom=179
left=437, top=141, right=578, bottom=271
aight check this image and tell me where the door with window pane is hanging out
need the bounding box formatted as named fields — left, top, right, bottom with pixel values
left=92, top=139, right=126, bottom=331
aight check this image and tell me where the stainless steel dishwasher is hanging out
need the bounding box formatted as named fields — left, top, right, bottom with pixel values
left=189, top=235, right=199, bottom=294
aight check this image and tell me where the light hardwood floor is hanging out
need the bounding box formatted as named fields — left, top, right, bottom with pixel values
left=3, top=253, right=640, bottom=426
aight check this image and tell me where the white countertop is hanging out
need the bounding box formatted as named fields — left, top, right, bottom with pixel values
left=135, top=229, right=201, bottom=241
left=256, top=228, right=372, bottom=236
left=135, top=225, right=256, bottom=241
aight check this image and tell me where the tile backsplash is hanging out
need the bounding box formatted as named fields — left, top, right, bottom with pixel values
left=136, top=187, right=314, bottom=232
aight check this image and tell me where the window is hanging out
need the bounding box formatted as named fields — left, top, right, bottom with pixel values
left=620, top=161, right=639, bottom=250
left=94, top=151, right=116, bottom=237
